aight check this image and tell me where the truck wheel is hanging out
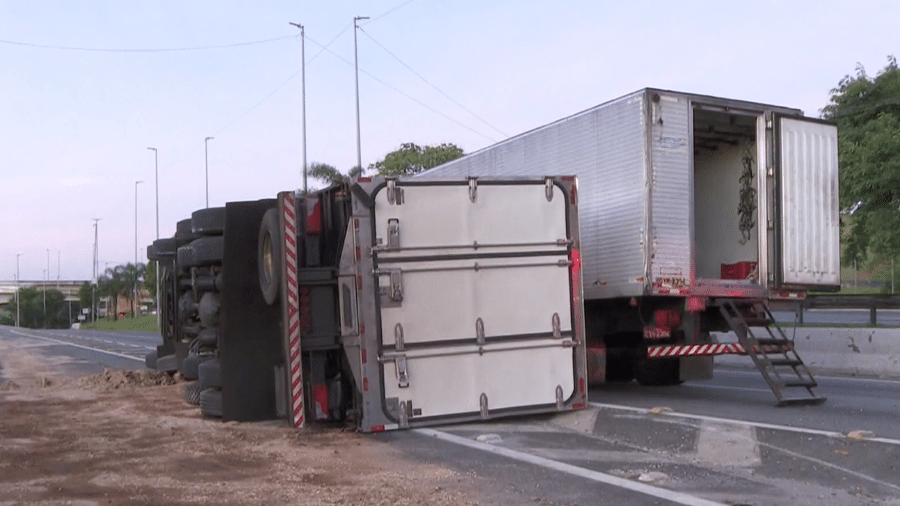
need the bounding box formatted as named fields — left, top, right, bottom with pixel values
left=199, top=388, right=223, bottom=417
left=176, top=243, right=194, bottom=268
left=144, top=350, right=158, bottom=370
left=258, top=208, right=282, bottom=305
left=192, top=236, right=224, bottom=265
left=153, top=237, right=177, bottom=257
left=198, top=292, right=220, bottom=328
left=175, top=218, right=198, bottom=245
left=181, top=353, right=214, bottom=380
left=634, top=357, right=682, bottom=386
left=156, top=354, right=177, bottom=374
left=192, top=207, right=226, bottom=235
left=199, top=359, right=222, bottom=389
left=184, top=381, right=202, bottom=405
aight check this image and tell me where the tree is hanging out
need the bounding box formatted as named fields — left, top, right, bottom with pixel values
left=821, top=56, right=900, bottom=267
left=98, top=266, right=126, bottom=321
left=369, top=142, right=464, bottom=177
left=14, top=287, right=69, bottom=329
left=145, top=260, right=157, bottom=300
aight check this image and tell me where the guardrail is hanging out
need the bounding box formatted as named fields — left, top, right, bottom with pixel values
left=798, top=294, right=900, bottom=325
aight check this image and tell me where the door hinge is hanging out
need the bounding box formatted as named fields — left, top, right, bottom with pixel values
left=386, top=179, right=404, bottom=205
left=469, top=177, right=478, bottom=203
left=545, top=178, right=554, bottom=202
left=396, top=356, right=409, bottom=388
left=379, top=269, right=403, bottom=307
left=387, top=218, right=400, bottom=250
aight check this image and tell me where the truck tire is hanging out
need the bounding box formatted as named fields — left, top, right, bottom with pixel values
left=184, top=381, right=202, bottom=405
left=192, top=207, right=226, bottom=235
left=176, top=243, right=194, bottom=268
left=153, top=237, right=177, bottom=257
left=192, top=236, right=224, bottom=265
left=634, top=357, right=682, bottom=386
left=156, top=354, right=177, bottom=374
left=146, top=244, right=158, bottom=261
left=258, top=208, right=281, bottom=305
left=199, top=359, right=222, bottom=389
left=198, top=327, right=218, bottom=347
left=144, top=350, right=158, bottom=370
left=181, top=353, right=214, bottom=380
left=199, top=388, right=223, bottom=417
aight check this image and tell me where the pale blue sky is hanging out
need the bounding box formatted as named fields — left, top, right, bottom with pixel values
left=1, top=0, right=897, bottom=281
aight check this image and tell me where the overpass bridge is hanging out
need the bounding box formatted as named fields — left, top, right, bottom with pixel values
left=0, top=280, right=88, bottom=305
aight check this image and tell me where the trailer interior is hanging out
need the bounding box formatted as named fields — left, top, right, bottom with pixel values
left=691, top=106, right=761, bottom=284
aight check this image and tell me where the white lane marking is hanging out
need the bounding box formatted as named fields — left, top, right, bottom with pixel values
left=588, top=402, right=900, bottom=446
left=695, top=420, right=761, bottom=468
left=10, top=329, right=145, bottom=362
left=687, top=383, right=770, bottom=393
left=416, top=428, right=729, bottom=506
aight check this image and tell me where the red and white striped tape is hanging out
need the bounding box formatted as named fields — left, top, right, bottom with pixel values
left=647, top=341, right=794, bottom=358
left=283, top=192, right=304, bottom=429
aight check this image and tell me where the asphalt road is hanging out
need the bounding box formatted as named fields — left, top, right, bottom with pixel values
left=3, top=325, right=899, bottom=505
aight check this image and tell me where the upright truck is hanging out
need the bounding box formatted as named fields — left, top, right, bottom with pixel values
left=421, top=88, right=840, bottom=405
left=146, top=176, right=587, bottom=430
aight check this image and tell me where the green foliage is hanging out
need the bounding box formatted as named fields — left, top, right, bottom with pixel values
left=12, top=287, right=70, bottom=329
left=306, top=162, right=344, bottom=186
left=80, top=314, right=159, bottom=333
left=97, top=262, right=145, bottom=320
left=145, top=261, right=157, bottom=299
left=822, top=55, right=900, bottom=267
left=369, top=142, right=464, bottom=177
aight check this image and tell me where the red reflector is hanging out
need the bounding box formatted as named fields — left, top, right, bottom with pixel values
left=363, top=377, right=369, bottom=391
left=355, top=246, right=361, bottom=261
left=571, top=402, right=586, bottom=410
left=579, top=377, right=585, bottom=395
left=361, top=349, right=367, bottom=364
left=357, top=177, right=372, bottom=183
left=561, top=175, right=575, bottom=181
left=370, top=425, right=385, bottom=432
left=306, top=197, right=322, bottom=235
left=357, top=274, right=363, bottom=290
left=313, top=384, right=328, bottom=421
left=360, top=324, right=365, bottom=334
left=354, top=218, right=359, bottom=230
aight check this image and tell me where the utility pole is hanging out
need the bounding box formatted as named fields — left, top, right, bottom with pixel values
left=289, top=21, right=308, bottom=195
left=204, top=137, right=214, bottom=208
left=44, top=248, right=48, bottom=325
left=57, top=251, right=60, bottom=290
left=353, top=15, right=369, bottom=173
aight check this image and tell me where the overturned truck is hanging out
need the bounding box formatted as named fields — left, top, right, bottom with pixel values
left=146, top=176, right=587, bottom=430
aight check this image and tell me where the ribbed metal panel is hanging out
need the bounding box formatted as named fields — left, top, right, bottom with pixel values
left=420, top=90, right=648, bottom=298
left=778, top=118, right=841, bottom=288
left=648, top=93, right=692, bottom=288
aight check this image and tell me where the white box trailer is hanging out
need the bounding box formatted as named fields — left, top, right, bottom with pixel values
left=421, top=88, right=840, bottom=405
left=147, top=176, right=588, bottom=430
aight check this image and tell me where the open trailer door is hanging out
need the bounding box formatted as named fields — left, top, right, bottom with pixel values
left=774, top=116, right=841, bottom=291
left=352, top=177, right=586, bottom=431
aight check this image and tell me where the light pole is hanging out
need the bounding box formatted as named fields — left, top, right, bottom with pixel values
left=204, top=137, right=214, bottom=208
left=15, top=252, right=21, bottom=327
left=92, top=218, right=101, bottom=323
left=44, top=248, right=48, bottom=325
left=290, top=21, right=308, bottom=194
left=148, top=147, right=160, bottom=320
left=135, top=180, right=143, bottom=317
left=353, top=15, right=369, bottom=173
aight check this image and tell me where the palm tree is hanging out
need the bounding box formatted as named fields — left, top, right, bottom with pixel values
left=98, top=266, right=126, bottom=321
left=306, top=162, right=365, bottom=188
left=121, top=262, right=146, bottom=318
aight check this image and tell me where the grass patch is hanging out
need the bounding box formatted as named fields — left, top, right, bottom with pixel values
left=81, top=314, right=160, bottom=333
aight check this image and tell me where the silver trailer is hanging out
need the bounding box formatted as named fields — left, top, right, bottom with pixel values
left=421, top=88, right=839, bottom=405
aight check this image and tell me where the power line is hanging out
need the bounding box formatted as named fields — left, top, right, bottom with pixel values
left=305, top=35, right=496, bottom=143
left=366, top=0, right=419, bottom=23
left=358, top=27, right=507, bottom=138
left=0, top=35, right=295, bottom=53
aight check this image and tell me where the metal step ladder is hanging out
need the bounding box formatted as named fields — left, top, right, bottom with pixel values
left=716, top=299, right=826, bottom=407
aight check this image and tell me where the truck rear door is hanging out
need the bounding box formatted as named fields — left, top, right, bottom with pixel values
left=774, top=116, right=841, bottom=291
left=348, top=177, right=586, bottom=431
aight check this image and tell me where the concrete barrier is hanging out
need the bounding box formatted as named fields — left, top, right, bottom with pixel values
left=712, top=327, right=900, bottom=379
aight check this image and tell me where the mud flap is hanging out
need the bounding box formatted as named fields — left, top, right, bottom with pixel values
left=219, top=198, right=281, bottom=422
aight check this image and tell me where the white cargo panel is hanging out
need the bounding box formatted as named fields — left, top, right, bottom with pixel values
left=777, top=117, right=840, bottom=289
left=420, top=91, right=648, bottom=300
left=349, top=178, right=585, bottom=429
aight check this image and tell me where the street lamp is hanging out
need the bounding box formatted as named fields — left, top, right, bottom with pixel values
left=205, top=137, right=214, bottom=208
left=354, top=15, right=369, bottom=173
left=44, top=248, right=48, bottom=324
left=92, top=218, right=101, bottom=323
left=15, top=252, right=22, bottom=327
left=148, top=147, right=160, bottom=323
left=135, top=180, right=143, bottom=317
